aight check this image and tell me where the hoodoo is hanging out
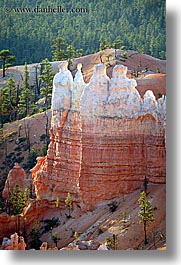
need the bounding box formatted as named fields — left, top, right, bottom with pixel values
left=31, top=62, right=166, bottom=210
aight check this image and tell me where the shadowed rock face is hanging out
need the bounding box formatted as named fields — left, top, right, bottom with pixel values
left=31, top=62, right=166, bottom=210
left=2, top=163, right=29, bottom=201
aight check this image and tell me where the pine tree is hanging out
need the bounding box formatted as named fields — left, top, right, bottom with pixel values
left=0, top=49, right=16, bottom=77
left=65, top=44, right=78, bottom=68
left=3, top=77, right=19, bottom=121
left=138, top=191, right=154, bottom=245
left=65, top=192, right=72, bottom=218
left=113, top=36, right=123, bottom=49
left=29, top=221, right=42, bottom=250
left=39, top=58, right=54, bottom=108
left=9, top=184, right=29, bottom=215
left=143, top=176, right=148, bottom=193
left=99, top=36, right=110, bottom=51
left=19, top=63, right=34, bottom=117
left=51, top=37, right=66, bottom=61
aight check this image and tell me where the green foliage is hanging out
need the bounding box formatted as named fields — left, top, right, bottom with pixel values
left=25, top=146, right=38, bottom=170
left=52, top=232, right=59, bottom=247
left=51, top=37, right=66, bottom=61
left=121, top=51, right=128, bottom=58
left=138, top=191, right=154, bottom=245
left=112, top=36, right=123, bottom=49
left=40, top=144, right=48, bottom=156
left=138, top=191, right=154, bottom=223
left=105, top=234, right=118, bottom=250
left=41, top=217, right=60, bottom=234
left=19, top=63, right=35, bottom=117
left=0, top=77, right=19, bottom=123
left=39, top=58, right=54, bottom=108
left=9, top=184, right=29, bottom=215
left=108, top=200, right=118, bottom=213
left=0, top=128, right=3, bottom=145
left=55, top=197, right=60, bottom=208
left=39, top=133, right=46, bottom=142
left=0, top=49, right=16, bottom=77
left=65, top=192, right=72, bottom=217
left=99, top=37, right=111, bottom=51
left=18, top=136, right=26, bottom=143
left=29, top=220, right=42, bottom=250
left=0, top=1, right=166, bottom=65
left=122, top=210, right=127, bottom=223
left=7, top=131, right=17, bottom=138
left=143, top=176, right=148, bottom=193
left=73, top=231, right=79, bottom=239
left=24, top=144, right=48, bottom=170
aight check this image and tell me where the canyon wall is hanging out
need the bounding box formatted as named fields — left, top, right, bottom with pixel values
left=31, top=62, right=166, bottom=210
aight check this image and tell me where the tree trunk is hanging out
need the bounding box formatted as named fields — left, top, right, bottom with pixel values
left=144, top=221, right=148, bottom=245
left=3, top=60, right=5, bottom=77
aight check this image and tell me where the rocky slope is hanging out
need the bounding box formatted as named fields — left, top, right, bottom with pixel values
left=0, top=184, right=166, bottom=250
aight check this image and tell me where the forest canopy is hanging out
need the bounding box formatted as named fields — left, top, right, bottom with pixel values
left=0, top=0, right=166, bottom=65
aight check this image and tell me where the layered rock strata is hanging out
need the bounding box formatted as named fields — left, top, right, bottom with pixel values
left=31, top=62, right=166, bottom=210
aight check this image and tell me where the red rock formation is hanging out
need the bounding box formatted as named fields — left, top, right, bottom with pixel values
left=79, top=114, right=165, bottom=208
left=30, top=63, right=166, bottom=211
left=137, top=74, right=166, bottom=99
left=2, top=163, right=29, bottom=201
left=0, top=212, right=24, bottom=242
left=1, top=232, right=26, bottom=250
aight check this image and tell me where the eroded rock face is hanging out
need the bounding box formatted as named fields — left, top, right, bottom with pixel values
left=31, top=62, right=166, bottom=210
left=51, top=61, right=73, bottom=112
left=1, top=233, right=26, bottom=250
left=2, top=163, right=29, bottom=201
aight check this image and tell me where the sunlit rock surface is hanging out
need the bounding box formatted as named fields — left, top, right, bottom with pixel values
left=31, top=62, right=166, bottom=210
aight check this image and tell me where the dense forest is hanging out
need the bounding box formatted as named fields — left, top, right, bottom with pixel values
left=0, top=0, right=166, bottom=65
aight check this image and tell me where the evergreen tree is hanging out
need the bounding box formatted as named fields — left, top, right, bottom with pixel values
left=113, top=36, right=123, bottom=49
left=0, top=1, right=166, bottom=63
left=66, top=44, right=77, bottom=68
left=3, top=77, right=19, bottom=121
left=76, top=49, right=83, bottom=58
left=29, top=221, right=42, bottom=250
left=19, top=63, right=34, bottom=117
left=52, top=232, right=59, bottom=247
left=65, top=192, right=72, bottom=218
left=143, top=176, right=148, bottom=193
left=138, top=191, right=154, bottom=245
left=39, top=58, right=54, bottom=108
left=9, top=184, right=29, bottom=215
left=0, top=49, right=16, bottom=77
left=99, top=36, right=110, bottom=51
left=51, top=37, right=66, bottom=61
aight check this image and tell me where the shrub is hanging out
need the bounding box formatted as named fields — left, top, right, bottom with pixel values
left=18, top=137, right=26, bottom=143
left=29, top=221, right=42, bottom=250
left=41, top=217, right=60, bottom=234
left=40, top=133, right=46, bottom=142
left=7, top=131, right=17, bottom=138
left=108, top=200, right=118, bottom=213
